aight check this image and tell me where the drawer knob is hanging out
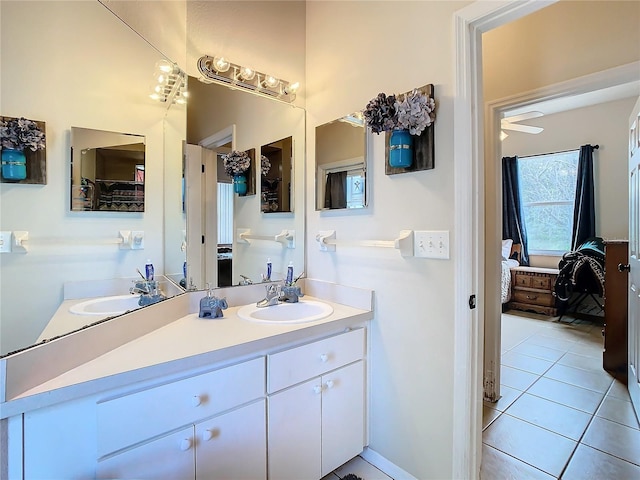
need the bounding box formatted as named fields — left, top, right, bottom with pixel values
left=313, top=385, right=323, bottom=394
left=325, top=380, right=334, bottom=389
left=192, top=395, right=202, bottom=407
left=319, top=353, right=329, bottom=363
left=526, top=295, right=538, bottom=300
left=180, top=438, right=193, bottom=451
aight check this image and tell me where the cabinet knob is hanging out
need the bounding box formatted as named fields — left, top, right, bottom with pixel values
left=319, top=353, right=329, bottom=363
left=191, top=395, right=202, bottom=407
left=180, top=438, right=193, bottom=451
left=202, top=429, right=214, bottom=442
left=325, top=380, right=334, bottom=389
left=313, top=385, right=323, bottom=394
left=618, top=263, right=631, bottom=273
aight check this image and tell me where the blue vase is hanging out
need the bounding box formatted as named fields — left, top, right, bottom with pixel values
left=1, top=148, right=27, bottom=181
left=389, top=129, right=413, bottom=168
left=233, top=173, right=247, bottom=195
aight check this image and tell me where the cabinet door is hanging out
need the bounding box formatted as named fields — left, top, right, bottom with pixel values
left=321, top=361, right=365, bottom=476
left=195, top=400, right=267, bottom=480
left=96, top=426, right=195, bottom=480
left=268, top=378, right=322, bottom=480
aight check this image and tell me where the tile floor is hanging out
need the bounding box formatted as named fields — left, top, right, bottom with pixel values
left=324, top=310, right=640, bottom=480
left=482, top=310, right=640, bottom=479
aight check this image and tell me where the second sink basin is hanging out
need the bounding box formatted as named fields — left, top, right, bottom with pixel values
left=237, top=300, right=334, bottom=324
left=69, top=294, right=142, bottom=316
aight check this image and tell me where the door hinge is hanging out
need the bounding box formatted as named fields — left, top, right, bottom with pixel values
left=201, top=164, right=205, bottom=173
left=468, top=294, right=476, bottom=310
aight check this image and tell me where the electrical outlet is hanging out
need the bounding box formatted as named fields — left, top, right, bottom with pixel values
left=414, top=230, right=450, bottom=259
left=0, top=231, right=11, bottom=253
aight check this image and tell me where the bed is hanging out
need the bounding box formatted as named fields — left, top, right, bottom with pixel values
left=500, top=239, right=521, bottom=304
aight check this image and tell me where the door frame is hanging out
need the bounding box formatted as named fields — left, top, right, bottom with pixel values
left=452, top=1, right=556, bottom=478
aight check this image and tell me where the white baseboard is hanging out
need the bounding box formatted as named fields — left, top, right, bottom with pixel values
left=360, top=447, right=418, bottom=480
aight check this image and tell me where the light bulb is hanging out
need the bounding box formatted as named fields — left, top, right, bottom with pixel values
left=264, top=75, right=279, bottom=88
left=239, top=66, right=256, bottom=81
left=155, top=60, right=174, bottom=73
left=213, top=56, right=230, bottom=73
left=284, top=81, right=299, bottom=94
left=149, top=92, right=162, bottom=101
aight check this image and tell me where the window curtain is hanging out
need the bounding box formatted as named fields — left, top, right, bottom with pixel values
left=571, top=144, right=596, bottom=250
left=324, top=171, right=347, bottom=209
left=502, top=156, right=529, bottom=266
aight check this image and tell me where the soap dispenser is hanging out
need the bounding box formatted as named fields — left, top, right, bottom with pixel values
left=199, top=283, right=228, bottom=319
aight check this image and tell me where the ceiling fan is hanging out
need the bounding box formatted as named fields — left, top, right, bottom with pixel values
left=501, top=111, right=544, bottom=139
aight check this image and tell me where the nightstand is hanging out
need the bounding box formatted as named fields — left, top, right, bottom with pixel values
left=507, top=266, right=559, bottom=316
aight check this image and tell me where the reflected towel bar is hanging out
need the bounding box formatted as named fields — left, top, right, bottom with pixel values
left=7, top=230, right=144, bottom=253
left=237, top=228, right=295, bottom=249
left=316, top=230, right=414, bottom=257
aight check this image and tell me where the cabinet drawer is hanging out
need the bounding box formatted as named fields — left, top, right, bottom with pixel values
left=513, top=290, right=555, bottom=307
left=97, top=357, right=265, bottom=456
left=268, top=329, right=364, bottom=393
left=514, top=274, right=532, bottom=287
left=531, top=276, right=552, bottom=290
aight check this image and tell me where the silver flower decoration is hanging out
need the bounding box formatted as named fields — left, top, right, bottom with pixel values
left=222, top=150, right=251, bottom=177
left=395, top=89, right=436, bottom=136
left=261, top=155, right=271, bottom=175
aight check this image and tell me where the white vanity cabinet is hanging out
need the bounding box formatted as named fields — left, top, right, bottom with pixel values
left=23, top=357, right=266, bottom=479
left=97, top=400, right=266, bottom=480
left=267, top=328, right=366, bottom=480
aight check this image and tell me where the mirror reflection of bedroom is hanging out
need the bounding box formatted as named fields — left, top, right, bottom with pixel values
left=481, top=2, right=639, bottom=477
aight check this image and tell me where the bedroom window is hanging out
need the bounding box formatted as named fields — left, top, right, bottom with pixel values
left=518, top=149, right=580, bottom=254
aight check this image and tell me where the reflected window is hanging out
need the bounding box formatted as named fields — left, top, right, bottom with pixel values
left=218, top=182, right=234, bottom=244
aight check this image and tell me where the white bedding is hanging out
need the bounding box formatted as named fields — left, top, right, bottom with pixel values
left=501, top=259, right=520, bottom=303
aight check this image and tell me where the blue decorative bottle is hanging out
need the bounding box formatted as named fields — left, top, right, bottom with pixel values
left=233, top=173, right=247, bottom=195
left=388, top=129, right=413, bottom=168
left=1, top=148, right=27, bottom=181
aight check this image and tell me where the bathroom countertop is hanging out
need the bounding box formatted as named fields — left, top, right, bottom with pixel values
left=1, top=290, right=372, bottom=418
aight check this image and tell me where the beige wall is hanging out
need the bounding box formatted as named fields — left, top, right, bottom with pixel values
left=307, top=2, right=470, bottom=478
left=482, top=1, right=640, bottom=103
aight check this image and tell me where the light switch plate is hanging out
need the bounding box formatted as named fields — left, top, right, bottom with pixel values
left=0, top=231, right=11, bottom=253
left=414, top=230, right=450, bottom=259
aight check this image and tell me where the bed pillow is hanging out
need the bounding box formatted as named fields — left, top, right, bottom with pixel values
left=501, top=239, right=513, bottom=261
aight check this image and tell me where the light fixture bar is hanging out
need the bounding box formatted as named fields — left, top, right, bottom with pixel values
left=150, top=60, right=188, bottom=105
left=197, top=55, right=298, bottom=104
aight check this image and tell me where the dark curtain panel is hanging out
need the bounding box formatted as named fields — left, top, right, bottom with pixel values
left=571, top=144, right=596, bottom=250
left=502, top=156, right=529, bottom=266
left=324, top=171, right=347, bottom=209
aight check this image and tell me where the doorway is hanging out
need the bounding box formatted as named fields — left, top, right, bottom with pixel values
left=453, top=1, right=639, bottom=478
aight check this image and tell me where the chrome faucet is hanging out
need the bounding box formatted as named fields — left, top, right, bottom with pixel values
left=257, top=283, right=282, bottom=307
left=130, top=280, right=166, bottom=306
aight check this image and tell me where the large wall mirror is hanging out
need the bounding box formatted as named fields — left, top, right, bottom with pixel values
left=70, top=127, right=146, bottom=212
left=315, top=114, right=368, bottom=210
left=0, top=1, right=179, bottom=357
left=186, top=79, right=305, bottom=288
left=0, top=0, right=306, bottom=357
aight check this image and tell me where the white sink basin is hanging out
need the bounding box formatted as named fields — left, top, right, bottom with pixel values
left=69, top=294, right=142, bottom=316
left=237, top=300, right=334, bottom=324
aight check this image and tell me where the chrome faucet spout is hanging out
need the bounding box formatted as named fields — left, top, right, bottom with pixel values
left=257, top=283, right=282, bottom=307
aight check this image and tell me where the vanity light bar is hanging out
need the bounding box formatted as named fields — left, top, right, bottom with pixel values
left=150, top=60, right=188, bottom=105
left=197, top=55, right=298, bottom=104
